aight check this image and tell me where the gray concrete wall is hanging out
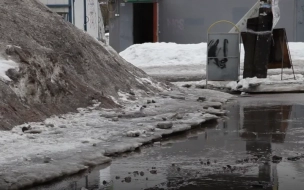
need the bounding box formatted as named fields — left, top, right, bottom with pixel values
left=110, top=0, right=301, bottom=52
left=109, top=15, right=120, bottom=52
left=109, top=1, right=133, bottom=52
left=295, top=0, right=304, bottom=41
left=159, top=0, right=296, bottom=43
left=272, top=0, right=296, bottom=41
left=119, top=3, right=133, bottom=51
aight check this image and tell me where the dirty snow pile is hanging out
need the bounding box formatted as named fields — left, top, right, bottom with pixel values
left=120, top=42, right=304, bottom=82
left=0, top=0, right=165, bottom=130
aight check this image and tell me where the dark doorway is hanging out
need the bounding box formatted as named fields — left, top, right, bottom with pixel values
left=133, top=3, right=154, bottom=44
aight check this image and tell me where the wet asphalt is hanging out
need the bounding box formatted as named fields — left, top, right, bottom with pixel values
left=28, top=94, right=304, bottom=190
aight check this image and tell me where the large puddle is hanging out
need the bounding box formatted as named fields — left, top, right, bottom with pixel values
left=28, top=94, right=304, bottom=190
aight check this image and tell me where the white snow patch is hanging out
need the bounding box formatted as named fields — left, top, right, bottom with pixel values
left=109, top=96, right=120, bottom=105
left=105, top=33, right=109, bottom=45
left=120, top=42, right=208, bottom=67
left=176, top=73, right=304, bottom=93
left=289, top=42, right=304, bottom=60
left=227, top=74, right=304, bottom=92
left=120, top=42, right=304, bottom=81
left=0, top=101, right=224, bottom=167
left=0, top=56, right=18, bottom=81
left=226, top=81, right=238, bottom=90
left=118, top=91, right=132, bottom=102
left=1, top=109, right=121, bottom=165
left=121, top=42, right=304, bottom=68
left=136, top=77, right=165, bottom=91
left=126, top=130, right=147, bottom=137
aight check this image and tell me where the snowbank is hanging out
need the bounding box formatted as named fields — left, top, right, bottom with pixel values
left=121, top=42, right=304, bottom=67
left=0, top=57, right=18, bottom=81
left=175, top=74, right=304, bottom=93
left=120, top=42, right=208, bottom=67
left=120, top=42, right=304, bottom=81
left=227, top=74, right=304, bottom=93
left=0, top=0, right=165, bottom=130
left=288, top=42, right=304, bottom=60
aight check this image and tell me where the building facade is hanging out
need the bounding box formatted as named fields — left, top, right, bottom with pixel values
left=40, top=0, right=105, bottom=40
left=109, top=0, right=304, bottom=52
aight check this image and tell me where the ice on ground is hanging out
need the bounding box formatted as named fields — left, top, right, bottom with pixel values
left=175, top=74, right=304, bottom=93
left=0, top=88, right=234, bottom=189
left=0, top=56, right=18, bottom=81
left=226, top=74, right=304, bottom=92
left=174, top=80, right=231, bottom=90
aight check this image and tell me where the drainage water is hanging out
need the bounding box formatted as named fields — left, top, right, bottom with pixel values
left=28, top=94, right=304, bottom=190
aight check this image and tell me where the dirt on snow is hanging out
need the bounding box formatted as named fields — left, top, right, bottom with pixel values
left=0, top=0, right=164, bottom=130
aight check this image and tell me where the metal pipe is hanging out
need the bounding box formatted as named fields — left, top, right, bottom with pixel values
left=73, top=0, right=75, bottom=24
left=281, top=37, right=284, bottom=80
left=84, top=0, right=87, bottom=31
left=68, top=0, right=72, bottom=23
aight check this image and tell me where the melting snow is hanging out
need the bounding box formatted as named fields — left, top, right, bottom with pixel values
left=121, top=42, right=304, bottom=68
left=227, top=74, right=304, bottom=92
left=120, top=42, right=304, bottom=82
left=0, top=56, right=18, bottom=81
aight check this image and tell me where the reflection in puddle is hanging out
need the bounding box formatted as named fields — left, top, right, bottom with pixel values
left=28, top=101, right=304, bottom=190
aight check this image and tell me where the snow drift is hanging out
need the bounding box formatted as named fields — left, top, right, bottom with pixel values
left=121, top=42, right=304, bottom=68
left=120, top=42, right=304, bottom=81
left=0, top=0, right=162, bottom=130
